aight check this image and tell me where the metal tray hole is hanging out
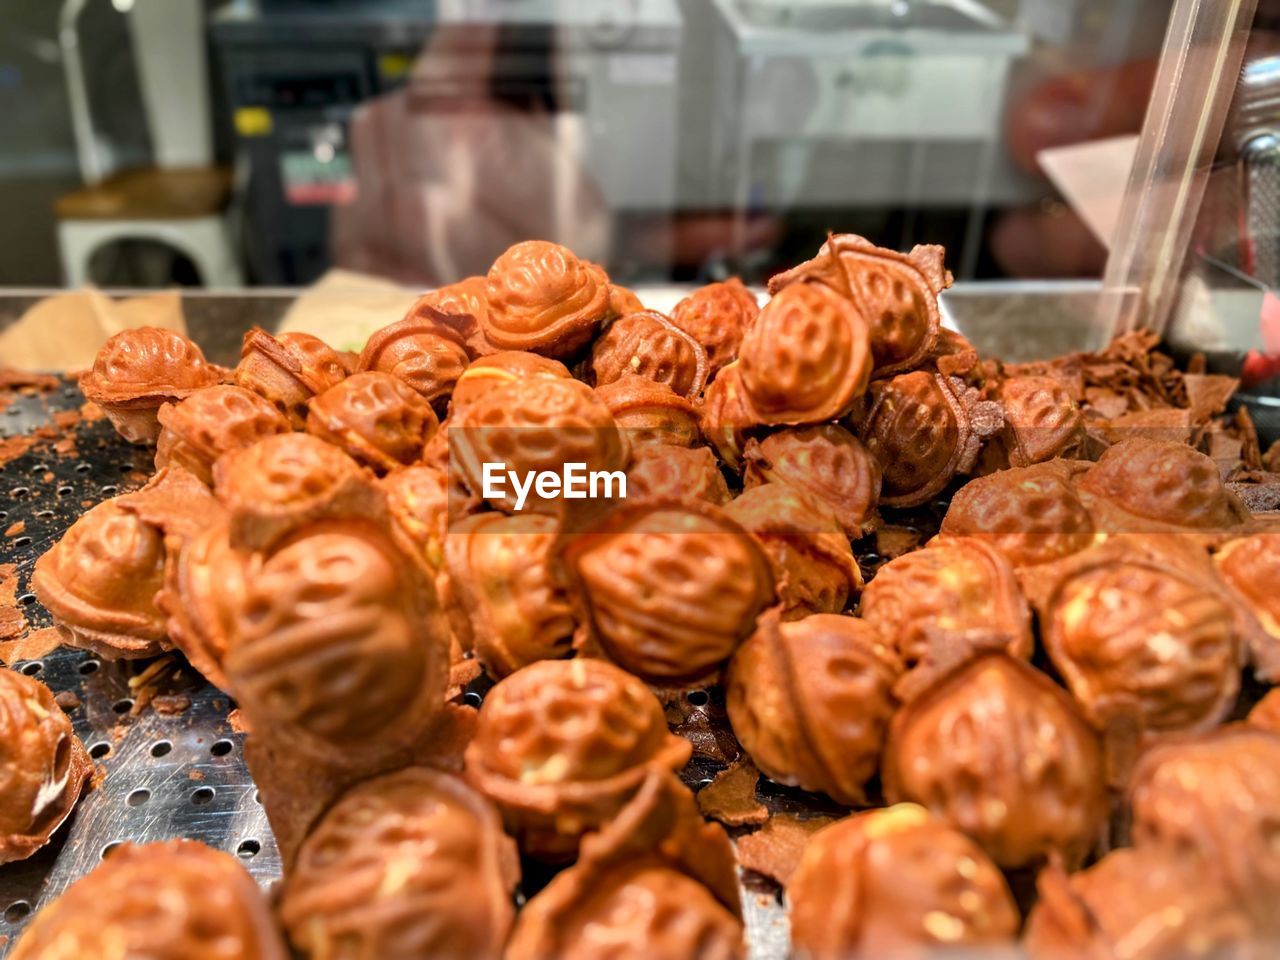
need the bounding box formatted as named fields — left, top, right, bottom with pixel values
left=210, top=739, right=234, bottom=758
left=88, top=742, right=112, bottom=760
left=18, top=593, right=36, bottom=606
left=126, top=788, right=151, bottom=807
left=687, top=690, right=709, bottom=707
left=100, top=485, right=118, bottom=497
left=462, top=691, right=484, bottom=708
left=253, top=790, right=261, bottom=805
left=0, top=510, right=6, bottom=520
left=74, top=463, right=92, bottom=474
left=78, top=659, right=100, bottom=675
left=236, top=839, right=261, bottom=859
left=34, top=509, right=54, bottom=519
left=100, top=841, right=122, bottom=859
left=10, top=486, right=29, bottom=498
left=19, top=661, right=42, bottom=677
left=56, top=485, right=74, bottom=497
left=111, top=698, right=134, bottom=715
left=150, top=740, right=172, bottom=758
left=696, top=778, right=714, bottom=789
left=12, top=536, right=30, bottom=547
left=191, top=787, right=215, bottom=806
left=4, top=901, right=31, bottom=924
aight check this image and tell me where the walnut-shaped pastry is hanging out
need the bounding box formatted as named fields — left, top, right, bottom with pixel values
left=738, top=283, right=872, bottom=425
left=1215, top=532, right=1280, bottom=656
left=608, top=283, right=645, bottom=317
left=1027, top=536, right=1249, bottom=733
left=626, top=444, right=731, bottom=505
left=9, top=840, right=288, bottom=960
left=561, top=499, right=775, bottom=687
left=306, top=371, right=438, bottom=474
left=464, top=659, right=692, bottom=861
left=742, top=425, right=881, bottom=537
left=698, top=362, right=762, bottom=471
left=724, top=484, right=862, bottom=619
left=596, top=376, right=702, bottom=450
left=506, top=769, right=744, bottom=960
left=158, top=518, right=245, bottom=691
left=412, top=276, right=492, bottom=356
left=445, top=512, right=575, bottom=678
left=590, top=310, right=709, bottom=399
left=789, top=805, right=1019, bottom=960
left=883, top=643, right=1106, bottom=870
left=1250, top=688, right=1280, bottom=733
left=986, top=375, right=1085, bottom=469
left=235, top=328, right=350, bottom=428
left=32, top=499, right=168, bottom=659
left=940, top=460, right=1097, bottom=569
left=483, top=240, right=610, bottom=357
left=222, top=519, right=451, bottom=861
left=1023, top=847, right=1254, bottom=960
left=449, top=350, right=572, bottom=419
left=357, top=307, right=475, bottom=410
left=0, top=669, right=91, bottom=865
left=279, top=768, right=519, bottom=960
left=856, top=370, right=997, bottom=508
left=80, top=326, right=222, bottom=442
left=669, top=277, right=760, bottom=376
left=452, top=376, right=628, bottom=515
left=767, top=234, right=950, bottom=376
left=1076, top=438, right=1249, bottom=536
left=726, top=611, right=900, bottom=804
left=859, top=538, right=1032, bottom=672
left=212, top=433, right=383, bottom=551
left=154, top=384, right=291, bottom=484
left=1127, top=726, right=1280, bottom=936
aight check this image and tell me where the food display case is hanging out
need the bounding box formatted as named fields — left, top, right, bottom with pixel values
left=2, top=0, right=1280, bottom=958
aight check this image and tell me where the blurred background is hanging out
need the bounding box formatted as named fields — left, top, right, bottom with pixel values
left=0, top=0, right=1178, bottom=290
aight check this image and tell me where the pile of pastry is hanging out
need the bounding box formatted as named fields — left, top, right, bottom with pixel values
left=3, top=235, right=1279, bottom=959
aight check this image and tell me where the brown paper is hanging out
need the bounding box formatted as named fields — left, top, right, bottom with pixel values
left=0, top=289, right=186, bottom=373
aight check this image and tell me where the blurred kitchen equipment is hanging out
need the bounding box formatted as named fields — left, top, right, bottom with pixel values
left=54, top=0, right=241, bottom=287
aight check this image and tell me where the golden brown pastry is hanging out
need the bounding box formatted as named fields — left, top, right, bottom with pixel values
left=32, top=498, right=168, bottom=658
left=883, top=644, right=1106, bottom=870
left=357, top=308, right=475, bottom=410
left=80, top=326, right=222, bottom=442
left=506, top=770, right=744, bottom=960
left=1027, top=536, right=1251, bottom=732
left=451, top=376, right=628, bottom=515
left=561, top=498, right=775, bottom=687
left=767, top=234, right=950, bottom=376
left=1127, top=725, right=1280, bottom=936
left=1215, top=532, right=1280, bottom=654
left=483, top=240, right=610, bottom=357
left=306, top=371, right=439, bottom=473
left=212, top=433, right=383, bottom=551
left=859, top=537, right=1033, bottom=672
left=723, top=483, right=862, bottom=619
left=416, top=275, right=490, bottom=335
left=279, top=768, right=518, bottom=960
left=608, top=283, right=645, bottom=316
left=738, top=282, right=872, bottom=425
left=986, top=375, right=1085, bottom=469
left=726, top=611, right=900, bottom=804
left=235, top=328, right=350, bottom=428
left=222, top=518, right=451, bottom=861
left=0, top=669, right=91, bottom=865
left=464, top=658, right=692, bottom=861
left=10, top=840, right=288, bottom=960
left=590, top=310, right=709, bottom=399
left=448, top=350, right=572, bottom=418
left=856, top=370, right=996, bottom=508
left=941, top=460, right=1097, bottom=569
left=669, top=277, right=760, bottom=376
left=625, top=444, right=731, bottom=505
left=1076, top=438, right=1250, bottom=536
left=1249, top=687, right=1280, bottom=733
left=596, top=375, right=701, bottom=450
left=698, top=361, right=762, bottom=471
left=1023, top=847, right=1254, bottom=960
left=444, top=512, right=575, bottom=678
left=789, top=805, right=1019, bottom=960
left=154, top=384, right=291, bottom=484
left=742, top=424, right=881, bottom=537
